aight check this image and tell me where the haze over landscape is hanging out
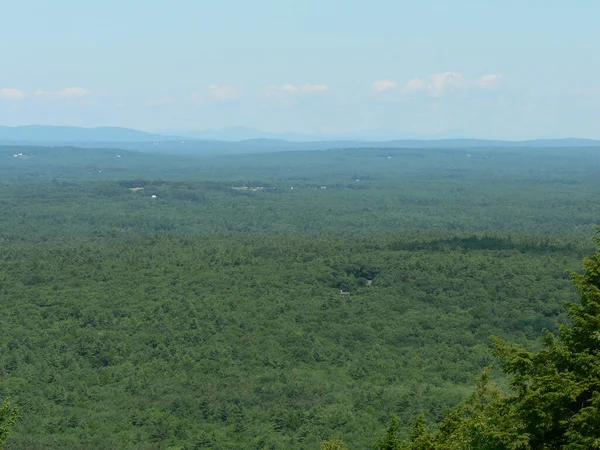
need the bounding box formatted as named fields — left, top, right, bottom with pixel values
left=2, top=2, right=600, bottom=450
left=1, top=0, right=599, bottom=139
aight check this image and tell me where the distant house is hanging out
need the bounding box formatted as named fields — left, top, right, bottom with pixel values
left=339, top=289, right=350, bottom=296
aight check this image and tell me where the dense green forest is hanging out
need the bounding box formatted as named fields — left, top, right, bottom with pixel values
left=1, top=144, right=599, bottom=448
left=366, top=231, right=600, bottom=450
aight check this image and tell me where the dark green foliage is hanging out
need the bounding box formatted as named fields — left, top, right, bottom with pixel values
left=392, top=229, right=600, bottom=449
left=2, top=232, right=583, bottom=448
left=492, top=229, right=600, bottom=448
left=1, top=144, right=599, bottom=448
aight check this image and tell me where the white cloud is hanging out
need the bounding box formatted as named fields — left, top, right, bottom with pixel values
left=371, top=80, right=398, bottom=93
left=1, top=87, right=93, bottom=101
left=190, top=84, right=240, bottom=102
left=0, top=88, right=26, bottom=100
left=429, top=72, right=465, bottom=95
left=34, top=87, right=91, bottom=99
left=474, top=74, right=504, bottom=88
left=399, top=72, right=465, bottom=96
left=58, top=87, right=91, bottom=97
left=403, top=77, right=428, bottom=93
left=208, top=84, right=238, bottom=100
left=266, top=83, right=329, bottom=96
left=396, top=72, right=504, bottom=96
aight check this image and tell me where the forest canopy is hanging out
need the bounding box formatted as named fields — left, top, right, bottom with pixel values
left=0, top=144, right=599, bottom=448
left=367, top=229, right=600, bottom=449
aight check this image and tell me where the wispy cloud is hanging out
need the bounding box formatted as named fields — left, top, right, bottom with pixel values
left=372, top=73, right=504, bottom=98
left=266, top=83, right=329, bottom=96
left=473, top=74, right=504, bottom=88
left=34, top=87, right=91, bottom=99
left=208, top=84, right=238, bottom=100
left=370, top=80, right=398, bottom=93
left=0, top=88, right=26, bottom=100
left=400, top=72, right=504, bottom=96
left=190, top=84, right=240, bottom=102
left=1, top=87, right=92, bottom=100
left=403, top=77, right=429, bottom=93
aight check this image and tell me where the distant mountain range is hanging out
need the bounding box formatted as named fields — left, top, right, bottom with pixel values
left=0, top=125, right=472, bottom=142
left=0, top=125, right=184, bottom=142
left=160, top=126, right=483, bottom=141
left=1, top=126, right=599, bottom=155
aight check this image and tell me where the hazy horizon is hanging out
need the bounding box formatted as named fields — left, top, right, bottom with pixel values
left=1, top=1, right=599, bottom=139
left=1, top=123, right=599, bottom=143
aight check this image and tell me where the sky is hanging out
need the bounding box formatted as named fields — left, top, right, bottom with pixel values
left=0, top=0, right=599, bottom=139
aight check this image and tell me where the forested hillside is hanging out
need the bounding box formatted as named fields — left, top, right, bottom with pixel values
left=1, top=144, right=599, bottom=448
left=367, top=230, right=600, bottom=450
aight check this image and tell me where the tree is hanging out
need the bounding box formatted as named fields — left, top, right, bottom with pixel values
left=409, top=411, right=435, bottom=450
left=396, top=228, right=600, bottom=449
left=491, top=227, right=600, bottom=448
left=374, top=415, right=404, bottom=450
left=321, top=436, right=349, bottom=450
left=416, top=369, right=528, bottom=449
left=0, top=398, right=19, bottom=449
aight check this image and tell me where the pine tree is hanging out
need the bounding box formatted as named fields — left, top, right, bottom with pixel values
left=492, top=228, right=600, bottom=448
left=397, top=228, right=600, bottom=449
left=409, top=411, right=434, bottom=450
left=374, top=415, right=404, bottom=450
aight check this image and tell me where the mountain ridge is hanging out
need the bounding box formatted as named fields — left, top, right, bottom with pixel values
left=0, top=125, right=185, bottom=142
left=1, top=126, right=599, bottom=154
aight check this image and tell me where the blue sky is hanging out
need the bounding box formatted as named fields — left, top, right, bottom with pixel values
left=1, top=0, right=598, bottom=138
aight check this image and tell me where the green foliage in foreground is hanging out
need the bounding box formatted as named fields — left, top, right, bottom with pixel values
left=347, top=229, right=600, bottom=449
left=320, top=435, right=349, bottom=450
left=0, top=398, right=19, bottom=449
